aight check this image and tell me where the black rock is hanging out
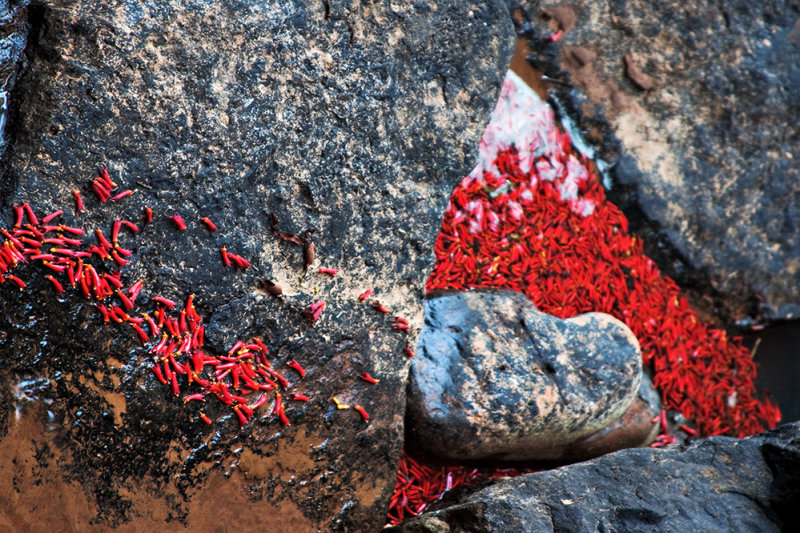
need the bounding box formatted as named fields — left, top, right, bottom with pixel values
left=0, top=1, right=515, bottom=530
left=392, top=421, right=800, bottom=533
left=524, top=0, right=800, bottom=323
left=407, top=289, right=642, bottom=462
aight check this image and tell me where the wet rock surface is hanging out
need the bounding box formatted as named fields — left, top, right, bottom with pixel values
left=524, top=0, right=800, bottom=323
left=0, top=0, right=30, bottom=154
left=407, top=289, right=642, bottom=462
left=393, top=421, right=800, bottom=533
left=0, top=1, right=514, bottom=530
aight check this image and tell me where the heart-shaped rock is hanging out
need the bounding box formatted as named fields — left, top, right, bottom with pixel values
left=407, top=289, right=642, bottom=462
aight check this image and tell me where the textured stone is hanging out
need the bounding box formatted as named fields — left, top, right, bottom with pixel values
left=560, top=372, right=660, bottom=462
left=393, top=422, right=800, bottom=533
left=407, top=289, right=642, bottom=462
left=0, top=1, right=514, bottom=530
left=523, top=0, right=800, bottom=323
left=0, top=0, right=30, bottom=155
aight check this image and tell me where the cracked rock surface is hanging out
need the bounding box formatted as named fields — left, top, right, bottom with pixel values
left=0, top=1, right=514, bottom=530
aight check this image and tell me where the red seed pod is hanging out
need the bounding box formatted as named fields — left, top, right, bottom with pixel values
left=121, top=220, right=140, bottom=234
left=5, top=275, right=25, bottom=289
left=144, top=207, right=153, bottom=225
left=130, top=322, right=150, bottom=344
left=278, top=404, right=291, bottom=427
left=45, top=275, right=64, bottom=293
left=318, top=267, right=338, bottom=276
left=286, top=359, right=306, bottom=378
left=117, top=290, right=134, bottom=310
left=111, top=189, right=134, bottom=201
left=372, top=301, right=390, bottom=314
left=354, top=405, right=370, bottom=422
left=151, top=364, right=167, bottom=385
left=199, top=412, right=212, bottom=424
left=73, top=190, right=84, bottom=214
left=58, top=225, right=85, bottom=235
left=359, top=372, right=380, bottom=384
left=13, top=205, right=23, bottom=227
left=170, top=373, right=180, bottom=395
left=183, top=393, right=206, bottom=403
left=404, top=346, right=415, bottom=358
left=152, top=296, right=177, bottom=309
left=99, top=166, right=116, bottom=189
left=170, top=214, right=187, bottom=230
left=200, top=217, right=217, bottom=231
left=233, top=405, right=248, bottom=426
left=22, top=202, right=39, bottom=226
left=289, top=393, right=310, bottom=402
left=220, top=246, right=231, bottom=267
left=41, top=210, right=63, bottom=224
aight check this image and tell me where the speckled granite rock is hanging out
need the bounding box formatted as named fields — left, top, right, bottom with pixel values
left=392, top=421, right=800, bottom=533
left=523, top=0, right=800, bottom=323
left=407, top=289, right=642, bottom=462
left=0, top=1, right=514, bottom=530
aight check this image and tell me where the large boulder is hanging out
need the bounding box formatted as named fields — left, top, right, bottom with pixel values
left=393, top=421, right=800, bottom=532
left=524, top=0, right=800, bottom=323
left=0, top=1, right=514, bottom=530
left=407, top=289, right=643, bottom=461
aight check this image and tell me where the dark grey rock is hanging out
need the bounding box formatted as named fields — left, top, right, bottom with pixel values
left=393, top=422, right=800, bottom=533
left=0, top=1, right=514, bottom=530
left=524, top=0, right=800, bottom=323
left=0, top=0, right=30, bottom=155
left=407, top=289, right=642, bottom=462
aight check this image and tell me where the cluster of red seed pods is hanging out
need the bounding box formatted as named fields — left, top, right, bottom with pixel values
left=386, top=101, right=780, bottom=525
left=1, top=167, right=405, bottom=430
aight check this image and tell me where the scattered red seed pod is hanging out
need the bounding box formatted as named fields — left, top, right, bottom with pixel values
left=307, top=301, right=326, bottom=322
left=45, top=275, right=64, bottom=293
left=150, top=364, right=167, bottom=385
left=393, top=323, right=409, bottom=331
left=353, top=405, right=370, bottom=422
left=130, top=322, right=150, bottom=344
left=227, top=252, right=250, bottom=269
left=183, top=393, right=206, bottom=403
left=200, top=217, right=217, bottom=231
left=372, top=301, right=390, bottom=314
left=22, top=202, right=39, bottom=225
left=144, top=207, right=153, bottom=225
left=359, top=372, right=380, bottom=384
left=404, top=346, right=415, bottom=358
left=199, top=412, right=212, bottom=424
left=58, top=225, right=84, bottom=235
left=220, top=246, right=231, bottom=266
left=286, top=359, right=306, bottom=378
left=72, top=190, right=84, bottom=214
left=169, top=214, right=187, bottom=230
left=95, top=229, right=112, bottom=249
left=289, top=393, right=310, bottom=402
left=152, top=296, right=177, bottom=309
left=318, top=267, right=338, bottom=276
left=358, top=288, right=373, bottom=301
left=5, top=275, right=26, bottom=289
left=98, top=167, right=116, bottom=189
left=13, top=205, right=23, bottom=227
left=680, top=424, right=697, bottom=436
left=41, top=210, right=63, bottom=224
left=121, top=220, right=140, bottom=234
left=111, top=189, right=134, bottom=201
